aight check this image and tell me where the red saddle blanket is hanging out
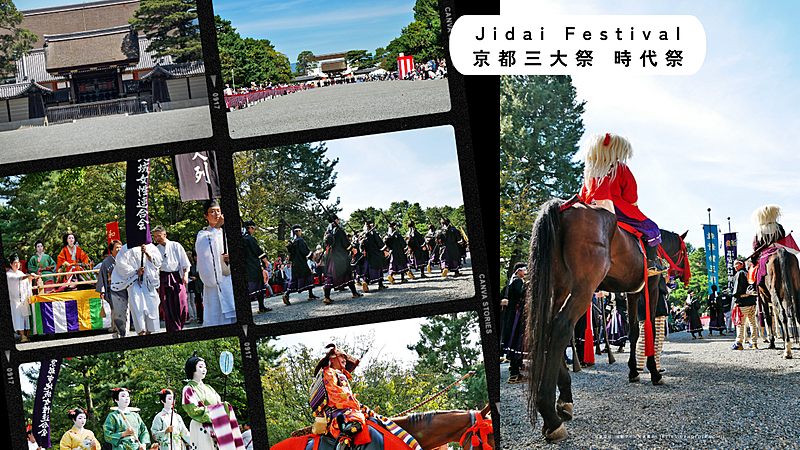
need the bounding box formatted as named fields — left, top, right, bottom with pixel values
left=271, top=420, right=413, bottom=450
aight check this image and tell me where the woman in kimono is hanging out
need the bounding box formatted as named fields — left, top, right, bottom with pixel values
left=7, top=253, right=35, bottom=342
left=103, top=388, right=150, bottom=450
left=151, top=389, right=190, bottom=450
left=60, top=408, right=101, bottom=450
left=182, top=353, right=245, bottom=450
left=28, top=240, right=57, bottom=293
left=56, top=231, right=93, bottom=289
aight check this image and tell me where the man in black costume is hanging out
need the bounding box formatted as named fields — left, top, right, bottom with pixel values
left=322, top=214, right=364, bottom=304
left=242, top=220, right=272, bottom=313
left=436, top=218, right=463, bottom=277
left=425, top=224, right=440, bottom=274
left=359, top=219, right=388, bottom=293
left=383, top=221, right=412, bottom=284
left=405, top=221, right=428, bottom=278
left=283, top=224, right=319, bottom=305
left=500, top=262, right=526, bottom=383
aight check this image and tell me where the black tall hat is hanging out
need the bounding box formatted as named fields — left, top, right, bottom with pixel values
left=203, top=198, right=220, bottom=214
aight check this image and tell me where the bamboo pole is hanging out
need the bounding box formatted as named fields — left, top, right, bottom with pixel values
left=41, top=268, right=99, bottom=276
left=35, top=279, right=97, bottom=289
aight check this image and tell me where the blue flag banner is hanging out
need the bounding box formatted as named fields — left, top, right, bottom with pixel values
left=31, top=359, right=62, bottom=448
left=723, top=232, right=738, bottom=291
left=125, top=159, right=152, bottom=247
left=703, top=224, right=720, bottom=294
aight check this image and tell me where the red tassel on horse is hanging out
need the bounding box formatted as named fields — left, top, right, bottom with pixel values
left=642, top=238, right=655, bottom=357
left=583, top=304, right=595, bottom=364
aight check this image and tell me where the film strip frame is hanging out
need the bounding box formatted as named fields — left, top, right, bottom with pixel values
left=0, top=0, right=501, bottom=448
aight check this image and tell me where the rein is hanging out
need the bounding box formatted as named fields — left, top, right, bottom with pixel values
left=393, top=371, right=475, bottom=417
left=658, top=235, right=690, bottom=285
left=458, top=411, right=492, bottom=450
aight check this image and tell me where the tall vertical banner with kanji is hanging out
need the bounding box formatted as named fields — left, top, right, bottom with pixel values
left=174, top=151, right=221, bottom=201
left=125, top=159, right=152, bottom=247
left=723, top=232, right=738, bottom=291
left=31, top=359, right=62, bottom=448
left=703, top=224, right=719, bottom=294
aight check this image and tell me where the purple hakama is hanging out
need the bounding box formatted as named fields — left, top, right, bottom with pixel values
left=159, top=271, right=188, bottom=332
left=324, top=259, right=354, bottom=290
left=440, top=248, right=462, bottom=271
left=287, top=275, right=315, bottom=293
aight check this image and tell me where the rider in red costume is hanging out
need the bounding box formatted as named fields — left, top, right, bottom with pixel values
left=578, top=132, right=666, bottom=275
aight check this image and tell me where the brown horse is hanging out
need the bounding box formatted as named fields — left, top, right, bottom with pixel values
left=758, top=247, right=800, bottom=358
left=271, top=406, right=493, bottom=450
left=525, top=199, right=689, bottom=442
left=392, top=405, right=493, bottom=449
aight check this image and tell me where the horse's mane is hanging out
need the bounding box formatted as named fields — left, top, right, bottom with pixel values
left=659, top=229, right=680, bottom=250
left=403, top=410, right=464, bottom=428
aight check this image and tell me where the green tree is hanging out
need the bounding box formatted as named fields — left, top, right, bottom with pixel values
left=233, top=144, right=339, bottom=261
left=383, top=0, right=444, bottom=70
left=500, top=75, right=585, bottom=285
left=0, top=157, right=207, bottom=265
left=295, top=50, right=317, bottom=76
left=345, top=49, right=373, bottom=70
left=129, top=0, right=202, bottom=63
left=216, top=15, right=292, bottom=88
left=408, top=312, right=487, bottom=410
left=372, top=47, right=388, bottom=70
left=21, top=338, right=244, bottom=445
left=0, top=0, right=37, bottom=79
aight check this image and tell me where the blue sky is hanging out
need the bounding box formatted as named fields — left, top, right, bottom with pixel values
left=211, top=0, right=416, bottom=63
left=514, top=0, right=800, bottom=257
left=317, top=125, right=463, bottom=218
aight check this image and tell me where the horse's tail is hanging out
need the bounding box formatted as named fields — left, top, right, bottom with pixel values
left=526, top=198, right=564, bottom=427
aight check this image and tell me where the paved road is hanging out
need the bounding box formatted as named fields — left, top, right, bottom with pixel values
left=227, top=79, right=451, bottom=139
left=499, top=329, right=800, bottom=449
left=0, top=106, right=212, bottom=165
left=252, top=257, right=473, bottom=325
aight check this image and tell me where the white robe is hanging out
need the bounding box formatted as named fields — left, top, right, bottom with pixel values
left=151, top=407, right=191, bottom=450
left=196, top=227, right=236, bottom=326
left=110, top=244, right=163, bottom=333
left=6, top=269, right=31, bottom=330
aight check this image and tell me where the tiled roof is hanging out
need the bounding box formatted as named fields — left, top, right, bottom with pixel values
left=140, top=61, right=205, bottom=80
left=13, top=35, right=203, bottom=84
left=43, top=25, right=134, bottom=42
left=44, top=26, right=139, bottom=73
left=0, top=81, right=53, bottom=100
left=21, top=0, right=138, bottom=16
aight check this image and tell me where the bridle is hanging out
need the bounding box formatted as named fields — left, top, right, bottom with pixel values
left=658, top=234, right=691, bottom=287
left=458, top=410, right=493, bottom=450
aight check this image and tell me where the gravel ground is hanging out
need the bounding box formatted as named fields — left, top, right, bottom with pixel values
left=499, top=328, right=800, bottom=449
left=252, top=257, right=473, bottom=325
left=0, top=106, right=212, bottom=165
left=227, top=79, right=451, bottom=139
